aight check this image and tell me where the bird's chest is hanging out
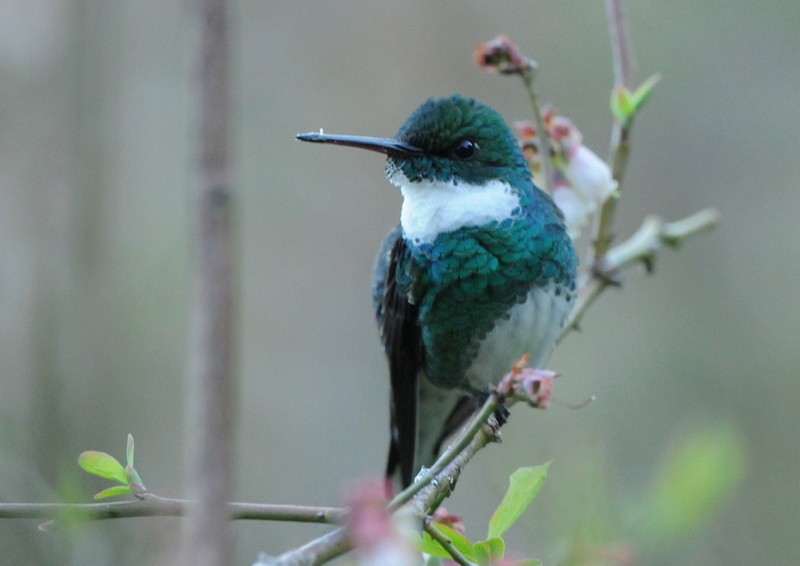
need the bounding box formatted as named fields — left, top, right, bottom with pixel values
left=405, top=222, right=576, bottom=390
left=462, top=282, right=573, bottom=390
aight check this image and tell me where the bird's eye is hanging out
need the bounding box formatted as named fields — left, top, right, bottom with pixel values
left=452, top=139, right=479, bottom=160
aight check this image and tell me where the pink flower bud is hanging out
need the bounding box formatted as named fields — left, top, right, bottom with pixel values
left=474, top=35, right=532, bottom=75
left=346, top=479, right=421, bottom=565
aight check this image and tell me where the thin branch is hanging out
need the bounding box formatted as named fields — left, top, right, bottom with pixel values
left=230, top=502, right=346, bottom=523
left=266, top=525, right=351, bottom=566
left=270, top=394, right=505, bottom=565
left=406, top=407, right=502, bottom=518
left=521, top=68, right=554, bottom=194
left=424, top=520, right=472, bottom=566
left=0, top=496, right=346, bottom=525
left=0, top=499, right=184, bottom=523
left=590, top=0, right=637, bottom=263
left=182, top=0, right=236, bottom=564
left=563, top=208, right=720, bottom=334
left=605, top=0, right=635, bottom=89
left=388, top=394, right=500, bottom=511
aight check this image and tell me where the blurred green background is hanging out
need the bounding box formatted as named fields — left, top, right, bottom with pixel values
left=1, top=1, right=798, bottom=564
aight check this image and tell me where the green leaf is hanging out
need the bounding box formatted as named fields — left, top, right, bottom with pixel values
left=488, top=463, right=549, bottom=539
left=418, top=524, right=476, bottom=561
left=473, top=541, right=491, bottom=566
left=486, top=537, right=504, bottom=560
left=125, top=464, right=147, bottom=495
left=630, top=74, right=662, bottom=114
left=610, top=75, right=661, bottom=127
left=474, top=537, right=505, bottom=565
left=78, top=451, right=127, bottom=484
left=418, top=532, right=454, bottom=559
left=610, top=86, right=634, bottom=123
left=642, top=424, right=744, bottom=539
left=126, top=433, right=135, bottom=467
left=93, top=485, right=133, bottom=500
left=473, top=538, right=506, bottom=565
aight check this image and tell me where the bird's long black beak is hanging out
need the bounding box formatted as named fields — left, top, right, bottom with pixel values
left=295, top=132, right=424, bottom=157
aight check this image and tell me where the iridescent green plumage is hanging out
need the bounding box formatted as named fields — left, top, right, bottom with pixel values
left=392, top=96, right=531, bottom=186
left=393, top=213, right=575, bottom=390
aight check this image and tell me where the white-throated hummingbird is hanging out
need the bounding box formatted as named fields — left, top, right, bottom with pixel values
left=297, top=95, right=578, bottom=488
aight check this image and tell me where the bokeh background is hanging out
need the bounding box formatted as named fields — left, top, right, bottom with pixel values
left=1, top=1, right=799, bottom=564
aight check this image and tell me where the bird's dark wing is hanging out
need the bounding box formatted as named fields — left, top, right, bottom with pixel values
left=372, top=226, right=424, bottom=488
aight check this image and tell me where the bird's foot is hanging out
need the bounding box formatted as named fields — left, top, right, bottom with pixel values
left=494, top=354, right=557, bottom=409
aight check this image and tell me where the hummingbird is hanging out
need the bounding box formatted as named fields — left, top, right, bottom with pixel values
left=297, top=95, right=578, bottom=488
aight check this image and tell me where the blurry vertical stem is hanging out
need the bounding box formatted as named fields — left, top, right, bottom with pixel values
left=521, top=67, right=554, bottom=194
left=606, top=0, right=635, bottom=89
left=592, top=0, right=636, bottom=262
left=181, top=0, right=236, bottom=564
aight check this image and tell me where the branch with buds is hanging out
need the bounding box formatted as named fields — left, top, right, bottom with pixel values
left=269, top=360, right=552, bottom=565
left=0, top=435, right=348, bottom=529
left=475, top=27, right=718, bottom=342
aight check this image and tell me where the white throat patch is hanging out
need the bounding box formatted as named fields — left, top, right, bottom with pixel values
left=389, top=170, right=520, bottom=245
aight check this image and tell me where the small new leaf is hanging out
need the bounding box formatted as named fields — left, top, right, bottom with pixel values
left=610, top=74, right=661, bottom=127
left=78, top=451, right=127, bottom=485
left=474, top=537, right=505, bottom=565
left=125, top=464, right=147, bottom=496
left=631, top=74, right=662, bottom=114
left=473, top=541, right=491, bottom=566
left=610, top=87, right=635, bottom=124
left=94, top=485, right=133, bottom=500
left=486, top=537, right=505, bottom=560
left=126, top=433, right=135, bottom=467
left=488, top=463, right=550, bottom=539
